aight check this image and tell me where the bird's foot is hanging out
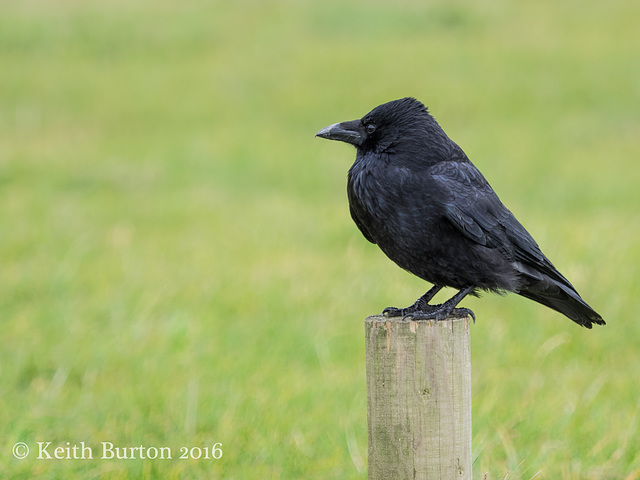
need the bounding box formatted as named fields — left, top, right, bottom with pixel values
left=404, top=306, right=476, bottom=323
left=383, top=286, right=444, bottom=318
left=383, top=303, right=427, bottom=318
left=383, top=298, right=429, bottom=318
left=383, top=286, right=475, bottom=322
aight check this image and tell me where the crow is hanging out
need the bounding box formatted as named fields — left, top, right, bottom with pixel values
left=316, top=97, right=604, bottom=328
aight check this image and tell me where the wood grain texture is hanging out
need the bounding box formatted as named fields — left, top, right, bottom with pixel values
left=365, top=315, right=472, bottom=480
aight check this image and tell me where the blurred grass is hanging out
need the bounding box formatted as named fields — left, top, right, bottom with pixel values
left=1, top=0, right=639, bottom=478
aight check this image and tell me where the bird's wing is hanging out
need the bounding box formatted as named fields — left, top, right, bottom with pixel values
left=430, top=161, right=571, bottom=285
left=430, top=160, right=504, bottom=248
left=431, top=160, right=601, bottom=327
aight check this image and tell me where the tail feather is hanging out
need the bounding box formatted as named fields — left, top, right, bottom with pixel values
left=517, top=274, right=605, bottom=329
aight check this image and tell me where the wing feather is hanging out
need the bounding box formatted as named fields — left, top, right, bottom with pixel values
left=431, top=161, right=571, bottom=286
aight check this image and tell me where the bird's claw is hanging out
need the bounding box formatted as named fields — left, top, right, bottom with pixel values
left=403, top=307, right=476, bottom=323
left=453, top=307, right=476, bottom=323
left=382, top=306, right=405, bottom=317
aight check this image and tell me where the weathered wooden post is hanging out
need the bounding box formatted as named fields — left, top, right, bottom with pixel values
left=365, top=314, right=472, bottom=480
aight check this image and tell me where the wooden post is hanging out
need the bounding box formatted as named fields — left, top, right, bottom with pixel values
left=365, top=314, right=472, bottom=480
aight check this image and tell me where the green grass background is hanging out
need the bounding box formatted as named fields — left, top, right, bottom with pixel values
left=1, top=0, right=639, bottom=478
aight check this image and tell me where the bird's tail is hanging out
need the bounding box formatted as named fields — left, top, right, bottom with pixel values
left=517, top=274, right=605, bottom=329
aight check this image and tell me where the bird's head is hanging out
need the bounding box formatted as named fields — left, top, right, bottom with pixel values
left=315, top=97, right=445, bottom=156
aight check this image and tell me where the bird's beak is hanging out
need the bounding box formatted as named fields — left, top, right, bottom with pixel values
left=315, top=120, right=364, bottom=147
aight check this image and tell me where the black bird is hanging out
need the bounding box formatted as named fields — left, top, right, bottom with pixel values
left=316, top=97, right=604, bottom=328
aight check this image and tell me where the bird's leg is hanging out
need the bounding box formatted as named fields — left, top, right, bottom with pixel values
left=383, top=285, right=443, bottom=318
left=405, top=286, right=476, bottom=322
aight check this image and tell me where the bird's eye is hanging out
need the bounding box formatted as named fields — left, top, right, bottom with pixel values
left=365, top=123, right=376, bottom=134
